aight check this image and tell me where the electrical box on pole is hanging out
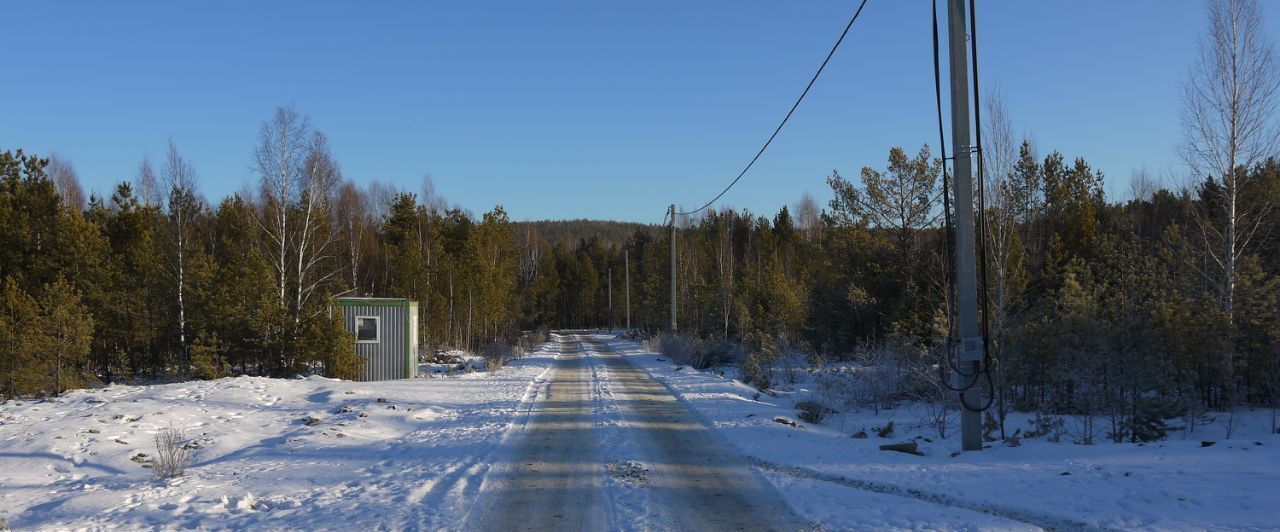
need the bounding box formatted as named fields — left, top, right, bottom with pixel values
left=947, top=0, right=985, bottom=452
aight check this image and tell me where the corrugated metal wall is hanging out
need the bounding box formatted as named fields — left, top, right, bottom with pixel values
left=338, top=300, right=417, bottom=381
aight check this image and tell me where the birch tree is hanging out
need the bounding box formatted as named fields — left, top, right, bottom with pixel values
left=252, top=106, right=342, bottom=372
left=46, top=154, right=85, bottom=211
left=1182, top=0, right=1280, bottom=320
left=136, top=155, right=163, bottom=207
left=981, top=89, right=1028, bottom=438
left=335, top=181, right=370, bottom=293
left=162, top=139, right=200, bottom=366
left=982, top=88, right=1025, bottom=334
left=253, top=106, right=310, bottom=313
left=294, top=131, right=342, bottom=325
left=794, top=192, right=823, bottom=244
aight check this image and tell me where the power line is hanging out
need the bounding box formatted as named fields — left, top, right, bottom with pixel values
left=967, top=0, right=995, bottom=414
left=675, top=0, right=871, bottom=217
left=932, top=0, right=994, bottom=413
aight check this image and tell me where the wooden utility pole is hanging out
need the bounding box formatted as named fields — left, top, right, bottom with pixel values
left=608, top=266, right=613, bottom=331
left=669, top=204, right=677, bottom=333
left=948, top=0, right=985, bottom=452
left=625, top=249, right=631, bottom=331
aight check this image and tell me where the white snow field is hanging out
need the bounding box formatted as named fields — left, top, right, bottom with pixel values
left=600, top=336, right=1280, bottom=531
left=1, top=332, right=1277, bottom=531
left=0, top=341, right=560, bottom=530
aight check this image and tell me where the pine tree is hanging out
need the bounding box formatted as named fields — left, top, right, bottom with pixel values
left=305, top=310, right=361, bottom=380
left=38, top=278, right=95, bottom=394
left=0, top=278, right=39, bottom=399
left=209, top=195, right=275, bottom=374
left=190, top=332, right=230, bottom=380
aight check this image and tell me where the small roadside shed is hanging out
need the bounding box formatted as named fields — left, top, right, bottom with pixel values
left=335, top=297, right=419, bottom=381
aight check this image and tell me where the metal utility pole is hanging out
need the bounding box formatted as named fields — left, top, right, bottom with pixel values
left=669, top=204, right=678, bottom=333
left=625, top=249, right=631, bottom=331
left=947, top=0, right=985, bottom=452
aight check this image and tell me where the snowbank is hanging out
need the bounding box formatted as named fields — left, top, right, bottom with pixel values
left=0, top=343, right=558, bottom=530
left=602, top=335, right=1280, bottom=531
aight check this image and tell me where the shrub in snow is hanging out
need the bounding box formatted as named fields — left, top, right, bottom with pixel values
left=813, top=369, right=860, bottom=417
left=517, top=329, right=549, bottom=352
left=657, top=334, right=698, bottom=367
left=1115, top=396, right=1176, bottom=443
left=481, top=342, right=515, bottom=370
left=983, top=411, right=1000, bottom=442
left=850, top=344, right=913, bottom=414
left=740, top=353, right=770, bottom=391
left=1026, top=412, right=1066, bottom=442
left=795, top=400, right=834, bottom=424
left=769, top=340, right=811, bottom=385
left=655, top=334, right=743, bottom=370
left=699, top=340, right=745, bottom=369
left=153, top=426, right=193, bottom=479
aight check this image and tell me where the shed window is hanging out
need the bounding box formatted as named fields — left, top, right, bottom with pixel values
left=356, top=316, right=379, bottom=343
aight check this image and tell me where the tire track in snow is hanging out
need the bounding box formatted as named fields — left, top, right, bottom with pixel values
left=462, top=335, right=609, bottom=531
left=601, top=335, right=1100, bottom=531
left=409, top=337, right=560, bottom=529
left=746, top=456, right=1108, bottom=532
left=587, top=338, right=810, bottom=531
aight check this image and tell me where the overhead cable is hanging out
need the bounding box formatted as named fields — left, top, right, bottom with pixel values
left=675, top=0, right=871, bottom=217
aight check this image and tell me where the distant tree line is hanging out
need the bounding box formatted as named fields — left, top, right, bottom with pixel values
left=3, top=118, right=1279, bottom=441
left=0, top=106, right=527, bottom=397
left=515, top=220, right=656, bottom=249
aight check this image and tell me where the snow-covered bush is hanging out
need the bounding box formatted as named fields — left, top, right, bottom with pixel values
left=153, top=426, right=193, bottom=479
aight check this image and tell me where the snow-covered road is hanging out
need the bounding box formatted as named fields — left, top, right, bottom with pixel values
left=465, top=334, right=806, bottom=531
left=464, top=337, right=609, bottom=530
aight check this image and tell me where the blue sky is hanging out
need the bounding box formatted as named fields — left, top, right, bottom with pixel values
left=3, top=1, right=1272, bottom=222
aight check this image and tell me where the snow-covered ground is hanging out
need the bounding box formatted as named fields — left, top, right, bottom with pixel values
left=0, top=342, right=558, bottom=530
left=419, top=348, right=489, bottom=376
left=3, top=332, right=1277, bottom=531
left=603, top=336, right=1280, bottom=531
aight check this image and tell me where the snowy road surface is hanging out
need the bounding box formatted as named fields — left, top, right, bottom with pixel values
left=465, top=334, right=807, bottom=531
left=463, top=338, right=609, bottom=530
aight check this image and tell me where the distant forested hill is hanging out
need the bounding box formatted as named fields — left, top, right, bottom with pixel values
left=515, top=219, right=659, bottom=249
